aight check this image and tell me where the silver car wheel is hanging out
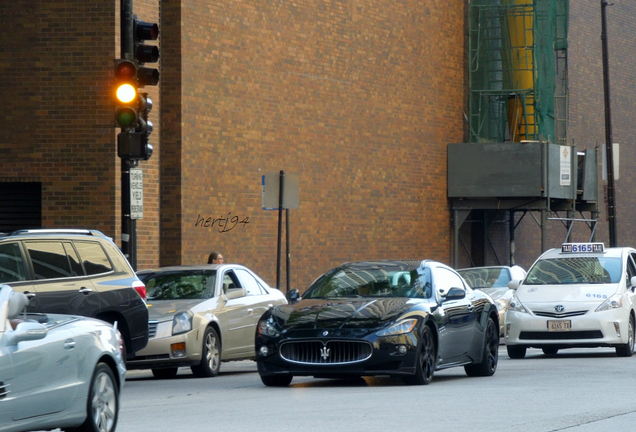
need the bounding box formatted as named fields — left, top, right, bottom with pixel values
left=191, top=327, right=221, bottom=377
left=84, top=364, right=118, bottom=432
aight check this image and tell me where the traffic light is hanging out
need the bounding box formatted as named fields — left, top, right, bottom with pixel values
left=115, top=16, right=159, bottom=160
left=114, top=59, right=140, bottom=129
left=133, top=20, right=159, bottom=87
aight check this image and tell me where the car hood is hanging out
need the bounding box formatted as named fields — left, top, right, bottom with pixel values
left=478, top=288, right=510, bottom=301
left=146, top=299, right=202, bottom=320
left=271, top=298, right=417, bottom=330
left=515, top=283, right=619, bottom=307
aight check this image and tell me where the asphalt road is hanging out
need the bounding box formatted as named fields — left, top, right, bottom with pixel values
left=114, top=346, right=636, bottom=432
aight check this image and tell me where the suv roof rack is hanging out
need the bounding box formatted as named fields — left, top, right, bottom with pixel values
left=5, top=228, right=107, bottom=237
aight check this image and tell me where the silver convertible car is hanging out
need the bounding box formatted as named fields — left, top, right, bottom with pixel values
left=127, top=264, right=287, bottom=378
left=0, top=284, right=125, bottom=432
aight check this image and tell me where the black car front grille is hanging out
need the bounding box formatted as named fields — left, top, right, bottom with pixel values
left=280, top=340, right=373, bottom=365
left=519, top=330, right=604, bottom=340
left=148, top=320, right=158, bottom=338
left=533, top=310, right=588, bottom=318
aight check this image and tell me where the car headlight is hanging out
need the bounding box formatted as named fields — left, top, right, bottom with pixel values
left=258, top=317, right=281, bottom=337
left=375, top=318, right=417, bottom=337
left=508, top=294, right=529, bottom=314
left=596, top=294, right=623, bottom=312
left=172, top=311, right=193, bottom=335
left=495, top=297, right=509, bottom=312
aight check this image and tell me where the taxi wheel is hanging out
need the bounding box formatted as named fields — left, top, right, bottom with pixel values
left=192, top=327, right=221, bottom=377
left=616, top=315, right=635, bottom=357
left=507, top=345, right=527, bottom=359
left=465, top=317, right=498, bottom=377
left=405, top=325, right=436, bottom=385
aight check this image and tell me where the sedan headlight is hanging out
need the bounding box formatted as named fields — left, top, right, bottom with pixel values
left=494, top=297, right=509, bottom=312
left=258, top=317, right=281, bottom=337
left=596, top=294, right=623, bottom=312
left=508, top=294, right=529, bottom=314
left=172, top=311, right=193, bottom=335
left=375, top=318, right=417, bottom=337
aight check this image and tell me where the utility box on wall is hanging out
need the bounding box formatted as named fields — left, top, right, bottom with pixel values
left=447, top=141, right=596, bottom=202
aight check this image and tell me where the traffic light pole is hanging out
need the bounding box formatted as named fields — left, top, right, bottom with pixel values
left=120, top=0, right=137, bottom=269
left=121, top=158, right=138, bottom=270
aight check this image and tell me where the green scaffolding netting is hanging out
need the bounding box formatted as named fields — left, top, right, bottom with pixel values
left=468, top=0, right=569, bottom=144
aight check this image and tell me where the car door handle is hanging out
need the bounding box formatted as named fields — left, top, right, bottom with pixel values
left=247, top=308, right=254, bottom=315
left=78, top=287, right=93, bottom=295
left=64, top=339, right=76, bottom=350
left=23, top=291, right=36, bottom=299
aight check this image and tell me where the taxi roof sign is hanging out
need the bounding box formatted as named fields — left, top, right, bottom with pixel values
left=561, top=242, right=605, bottom=253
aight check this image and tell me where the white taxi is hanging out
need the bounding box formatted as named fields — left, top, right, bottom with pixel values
left=504, top=243, right=636, bottom=358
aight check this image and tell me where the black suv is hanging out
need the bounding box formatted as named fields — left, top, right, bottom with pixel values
left=0, top=229, right=149, bottom=358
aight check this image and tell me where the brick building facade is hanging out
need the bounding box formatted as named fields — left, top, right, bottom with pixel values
left=2, top=0, right=635, bottom=289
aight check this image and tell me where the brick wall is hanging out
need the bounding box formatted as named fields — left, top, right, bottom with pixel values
left=167, top=0, right=468, bottom=289
left=1, top=0, right=468, bottom=291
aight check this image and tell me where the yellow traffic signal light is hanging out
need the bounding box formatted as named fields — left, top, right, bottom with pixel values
left=114, top=60, right=139, bottom=129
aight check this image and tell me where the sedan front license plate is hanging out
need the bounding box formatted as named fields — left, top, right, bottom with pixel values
left=547, top=320, right=571, bottom=331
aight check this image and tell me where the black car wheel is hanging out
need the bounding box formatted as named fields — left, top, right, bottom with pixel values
left=465, top=317, right=499, bottom=377
left=507, top=344, right=527, bottom=359
left=152, top=368, right=179, bottom=379
left=261, top=374, right=293, bottom=387
left=65, top=363, right=119, bottom=432
left=616, top=315, right=635, bottom=357
left=405, top=325, right=436, bottom=385
left=542, top=347, right=559, bottom=355
left=191, top=327, right=221, bottom=377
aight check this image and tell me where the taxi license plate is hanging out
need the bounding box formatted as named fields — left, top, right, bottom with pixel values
left=547, top=320, right=571, bottom=331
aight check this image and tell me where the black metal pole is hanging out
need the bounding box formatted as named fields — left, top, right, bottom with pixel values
left=276, top=171, right=285, bottom=289
left=120, top=0, right=137, bottom=267
left=601, top=0, right=618, bottom=247
left=286, top=208, right=290, bottom=293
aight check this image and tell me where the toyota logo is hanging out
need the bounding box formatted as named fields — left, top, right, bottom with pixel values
left=555, top=305, right=565, bottom=313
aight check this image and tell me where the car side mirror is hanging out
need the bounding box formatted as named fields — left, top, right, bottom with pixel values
left=225, top=288, right=247, bottom=300
left=444, top=286, right=466, bottom=301
left=508, top=279, right=521, bottom=290
left=286, top=289, right=300, bottom=304
left=630, top=276, right=636, bottom=290
left=6, top=321, right=47, bottom=345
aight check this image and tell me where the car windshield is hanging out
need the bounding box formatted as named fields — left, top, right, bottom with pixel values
left=524, top=257, right=622, bottom=285
left=302, top=262, right=432, bottom=299
left=457, top=268, right=510, bottom=289
left=142, top=271, right=217, bottom=300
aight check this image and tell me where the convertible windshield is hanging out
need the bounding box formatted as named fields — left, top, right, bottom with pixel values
left=525, top=257, right=622, bottom=285
left=303, top=263, right=432, bottom=299
left=143, top=271, right=217, bottom=300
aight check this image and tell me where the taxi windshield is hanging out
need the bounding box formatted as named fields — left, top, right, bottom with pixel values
left=525, top=257, right=622, bottom=285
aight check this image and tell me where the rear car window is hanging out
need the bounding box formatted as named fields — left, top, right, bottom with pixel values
left=25, top=241, right=78, bottom=280
left=0, top=242, right=27, bottom=282
left=75, top=241, right=113, bottom=275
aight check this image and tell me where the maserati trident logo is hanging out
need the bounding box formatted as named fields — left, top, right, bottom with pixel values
left=555, top=305, right=565, bottom=313
left=320, top=346, right=330, bottom=360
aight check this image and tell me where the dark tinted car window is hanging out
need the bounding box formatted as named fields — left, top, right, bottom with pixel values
left=26, top=241, right=75, bottom=280
left=0, top=242, right=27, bottom=282
left=143, top=272, right=216, bottom=300
left=304, top=263, right=431, bottom=299
left=75, top=241, right=113, bottom=275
